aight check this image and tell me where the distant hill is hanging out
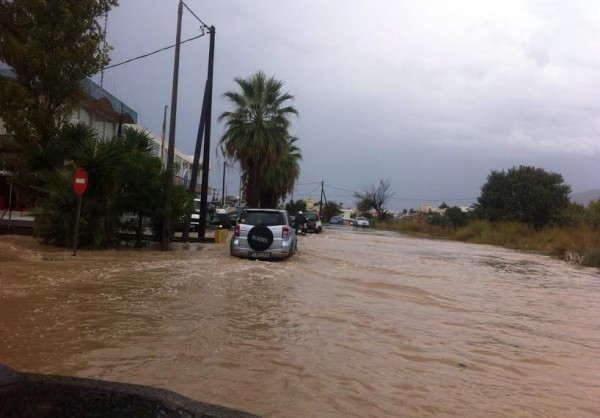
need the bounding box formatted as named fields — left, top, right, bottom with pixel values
left=570, top=189, right=600, bottom=205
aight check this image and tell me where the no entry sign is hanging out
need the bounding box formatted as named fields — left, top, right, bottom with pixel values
left=72, top=167, right=88, bottom=196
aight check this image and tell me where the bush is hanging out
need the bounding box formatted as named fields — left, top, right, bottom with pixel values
left=583, top=248, right=600, bottom=267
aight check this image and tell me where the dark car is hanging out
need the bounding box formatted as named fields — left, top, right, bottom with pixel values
left=304, top=211, right=322, bottom=233
left=329, top=215, right=345, bottom=225
left=210, top=212, right=232, bottom=229
left=227, top=207, right=245, bottom=227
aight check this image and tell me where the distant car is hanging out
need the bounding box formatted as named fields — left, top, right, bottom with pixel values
left=329, top=215, right=344, bottom=225
left=304, top=211, right=322, bottom=233
left=230, top=208, right=297, bottom=259
left=354, top=216, right=369, bottom=227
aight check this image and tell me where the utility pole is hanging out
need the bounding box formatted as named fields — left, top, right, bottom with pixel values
left=182, top=80, right=209, bottom=242
left=221, top=161, right=226, bottom=206
left=238, top=174, right=242, bottom=206
left=198, top=26, right=216, bottom=239
left=319, top=180, right=324, bottom=215
left=100, top=11, right=108, bottom=88
left=160, top=105, right=168, bottom=163
left=161, top=0, right=183, bottom=251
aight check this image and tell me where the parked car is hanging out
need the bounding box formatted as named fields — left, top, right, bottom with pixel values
left=230, top=208, right=297, bottom=259
left=227, top=207, right=245, bottom=227
left=190, top=199, right=217, bottom=232
left=354, top=216, right=369, bottom=227
left=211, top=212, right=232, bottom=229
left=304, top=211, right=322, bottom=233
left=329, top=215, right=344, bottom=225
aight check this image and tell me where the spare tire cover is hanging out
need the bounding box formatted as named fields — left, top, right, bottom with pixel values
left=247, top=225, right=274, bottom=251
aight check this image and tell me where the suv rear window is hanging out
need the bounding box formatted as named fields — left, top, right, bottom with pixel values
left=305, top=212, right=318, bottom=221
left=241, top=211, right=285, bottom=226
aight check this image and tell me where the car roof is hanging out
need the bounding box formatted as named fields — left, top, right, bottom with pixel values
left=244, top=208, right=286, bottom=213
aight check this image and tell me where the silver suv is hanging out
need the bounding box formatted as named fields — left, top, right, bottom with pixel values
left=230, top=209, right=297, bottom=259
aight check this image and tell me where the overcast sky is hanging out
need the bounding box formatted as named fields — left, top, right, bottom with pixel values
left=97, top=0, right=600, bottom=210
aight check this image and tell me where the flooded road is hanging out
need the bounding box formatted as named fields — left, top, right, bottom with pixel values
left=1, top=228, right=600, bottom=417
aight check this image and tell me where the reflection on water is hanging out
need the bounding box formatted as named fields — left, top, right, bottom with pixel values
left=1, top=230, right=600, bottom=417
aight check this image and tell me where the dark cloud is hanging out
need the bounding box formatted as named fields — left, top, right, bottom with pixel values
left=98, top=1, right=600, bottom=209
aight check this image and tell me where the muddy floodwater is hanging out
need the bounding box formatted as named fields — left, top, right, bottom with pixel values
left=1, top=228, right=600, bottom=417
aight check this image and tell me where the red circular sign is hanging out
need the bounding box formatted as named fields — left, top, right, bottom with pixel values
left=72, top=167, right=88, bottom=196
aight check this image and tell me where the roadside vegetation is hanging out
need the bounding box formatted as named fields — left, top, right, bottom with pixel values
left=0, top=0, right=192, bottom=249
left=372, top=166, right=600, bottom=267
left=375, top=217, right=600, bottom=267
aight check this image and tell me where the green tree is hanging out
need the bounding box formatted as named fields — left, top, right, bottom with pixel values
left=218, top=71, right=300, bottom=207
left=0, top=0, right=118, bottom=199
left=475, top=165, right=571, bottom=229
left=285, top=199, right=306, bottom=214
left=321, top=201, right=343, bottom=222
left=115, top=129, right=167, bottom=246
left=585, top=200, right=600, bottom=231
left=354, top=179, right=393, bottom=220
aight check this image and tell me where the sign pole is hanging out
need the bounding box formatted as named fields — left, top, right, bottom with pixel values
left=72, top=195, right=82, bottom=256
left=72, top=167, right=89, bottom=256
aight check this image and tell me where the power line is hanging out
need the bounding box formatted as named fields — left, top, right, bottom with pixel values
left=104, top=33, right=206, bottom=70
left=296, top=181, right=321, bottom=187
left=325, top=184, right=356, bottom=193
left=322, top=182, right=475, bottom=203
left=182, top=1, right=211, bottom=29
left=103, top=2, right=212, bottom=71
left=389, top=197, right=476, bottom=202
left=307, top=184, right=321, bottom=195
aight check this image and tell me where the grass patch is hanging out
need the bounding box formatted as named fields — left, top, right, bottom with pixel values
left=375, top=218, right=600, bottom=267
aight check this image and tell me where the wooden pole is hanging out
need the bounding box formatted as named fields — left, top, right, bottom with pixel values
left=198, top=26, right=215, bottom=239
left=161, top=0, right=183, bottom=251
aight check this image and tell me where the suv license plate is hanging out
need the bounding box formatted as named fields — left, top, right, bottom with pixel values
left=250, top=252, right=271, bottom=258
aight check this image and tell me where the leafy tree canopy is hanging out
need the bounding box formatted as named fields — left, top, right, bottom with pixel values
left=475, top=165, right=571, bottom=229
left=285, top=199, right=306, bottom=215
left=0, top=0, right=118, bottom=158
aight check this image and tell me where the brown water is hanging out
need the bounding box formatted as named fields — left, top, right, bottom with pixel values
left=1, top=229, right=600, bottom=417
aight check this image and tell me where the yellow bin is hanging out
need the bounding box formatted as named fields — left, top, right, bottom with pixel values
left=214, top=229, right=229, bottom=243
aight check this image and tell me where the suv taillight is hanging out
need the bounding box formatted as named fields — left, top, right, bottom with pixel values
left=282, top=226, right=289, bottom=239
left=234, top=224, right=240, bottom=237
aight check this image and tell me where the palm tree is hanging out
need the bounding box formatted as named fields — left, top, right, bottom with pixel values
left=218, top=71, right=299, bottom=207
left=260, top=136, right=302, bottom=207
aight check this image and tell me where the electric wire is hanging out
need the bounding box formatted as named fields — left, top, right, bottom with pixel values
left=182, top=1, right=211, bottom=29
left=296, top=181, right=321, bottom=187
left=322, top=183, right=475, bottom=204
left=103, top=33, right=206, bottom=70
